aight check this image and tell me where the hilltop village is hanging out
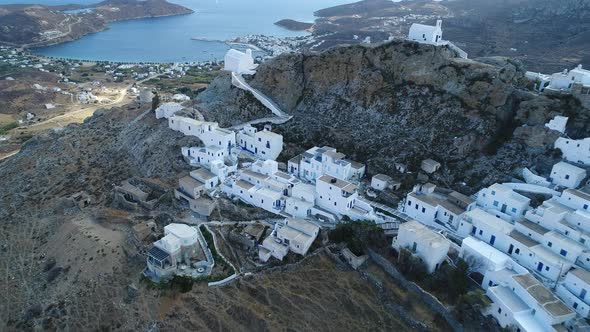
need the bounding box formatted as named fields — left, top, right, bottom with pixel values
left=136, top=21, right=590, bottom=332
left=3, top=19, right=590, bottom=331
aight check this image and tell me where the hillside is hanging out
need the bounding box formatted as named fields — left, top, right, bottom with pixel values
left=0, top=0, right=193, bottom=47
left=290, top=0, right=590, bottom=73
left=197, top=41, right=588, bottom=193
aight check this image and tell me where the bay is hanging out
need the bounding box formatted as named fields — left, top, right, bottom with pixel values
left=0, top=0, right=352, bottom=63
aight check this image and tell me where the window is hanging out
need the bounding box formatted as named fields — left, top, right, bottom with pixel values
left=415, top=204, right=419, bottom=210
left=548, top=242, right=553, bottom=247
left=497, top=308, right=502, bottom=314
left=582, top=238, right=586, bottom=244
left=560, top=249, right=568, bottom=257
left=408, top=201, right=412, bottom=206
left=488, top=280, right=493, bottom=286
left=546, top=266, right=550, bottom=271
left=493, top=201, right=499, bottom=207
left=566, top=175, right=570, bottom=180
left=492, top=190, right=496, bottom=195
left=515, top=248, right=520, bottom=254
left=584, top=204, right=589, bottom=210
left=422, top=207, right=426, bottom=213
left=511, top=208, right=517, bottom=213
left=574, top=302, right=579, bottom=309
left=479, top=230, right=483, bottom=236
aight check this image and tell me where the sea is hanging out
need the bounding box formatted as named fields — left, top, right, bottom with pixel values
left=0, top=0, right=353, bottom=63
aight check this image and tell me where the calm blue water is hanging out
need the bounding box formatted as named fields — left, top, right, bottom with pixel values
left=0, top=0, right=352, bottom=63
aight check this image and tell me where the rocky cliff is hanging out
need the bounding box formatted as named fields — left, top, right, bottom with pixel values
left=197, top=41, right=588, bottom=192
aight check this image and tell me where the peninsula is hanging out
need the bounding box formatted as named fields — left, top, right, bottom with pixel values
left=0, top=0, right=193, bottom=48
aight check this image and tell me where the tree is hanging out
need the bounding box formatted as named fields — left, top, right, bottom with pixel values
left=151, top=91, right=160, bottom=111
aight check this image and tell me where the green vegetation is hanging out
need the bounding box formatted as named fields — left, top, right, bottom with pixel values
left=151, top=91, right=160, bottom=111
left=199, top=225, right=235, bottom=279
left=0, top=122, right=18, bottom=135
left=329, top=220, right=387, bottom=255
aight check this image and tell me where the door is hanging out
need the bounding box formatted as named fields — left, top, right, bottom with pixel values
left=581, top=289, right=587, bottom=300
left=490, top=235, right=496, bottom=246
left=501, top=204, right=507, bottom=213
left=537, top=262, right=544, bottom=272
left=508, top=244, right=514, bottom=255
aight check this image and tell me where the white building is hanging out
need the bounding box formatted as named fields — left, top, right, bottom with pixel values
left=288, top=146, right=366, bottom=184
left=392, top=220, right=450, bottom=273
left=556, top=268, right=590, bottom=318
left=460, top=237, right=575, bottom=332
left=559, top=189, right=590, bottom=211
left=404, top=183, right=475, bottom=230
left=371, top=174, right=393, bottom=191
left=476, top=183, right=531, bottom=222
left=236, top=124, right=283, bottom=160
left=155, top=102, right=183, bottom=119
left=315, top=175, right=376, bottom=221
left=168, top=116, right=236, bottom=152
left=547, top=65, right=590, bottom=92
left=190, top=168, right=219, bottom=190
left=259, top=218, right=320, bottom=262
left=224, top=49, right=257, bottom=75
left=550, top=161, right=586, bottom=189
left=145, top=224, right=199, bottom=281
left=421, top=159, right=441, bottom=174
left=545, top=115, right=568, bottom=134
left=408, top=20, right=443, bottom=45
left=555, top=137, right=590, bottom=165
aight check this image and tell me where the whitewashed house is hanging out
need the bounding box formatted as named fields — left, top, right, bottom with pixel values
left=392, top=220, right=450, bottom=273
left=404, top=183, right=475, bottom=230
left=476, top=183, right=531, bottom=222
left=371, top=174, right=393, bottom=191
left=555, top=137, right=590, bottom=165
left=460, top=237, right=575, bottom=332
left=421, top=159, right=441, bottom=174
left=155, top=102, right=183, bottom=119
left=259, top=218, right=319, bottom=262
left=550, top=161, right=586, bottom=189
left=190, top=168, right=219, bottom=190
left=288, top=146, right=366, bottom=184
left=408, top=20, right=443, bottom=45
left=168, top=116, right=236, bottom=153
left=224, top=49, right=257, bottom=75
left=285, top=183, right=315, bottom=219
left=547, top=65, right=590, bottom=92
left=145, top=224, right=199, bottom=282
left=556, top=268, right=590, bottom=318
left=236, top=124, right=283, bottom=160
left=545, top=115, right=568, bottom=134
left=559, top=189, right=590, bottom=211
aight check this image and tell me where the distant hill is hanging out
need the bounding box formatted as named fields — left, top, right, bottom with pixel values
left=0, top=0, right=193, bottom=47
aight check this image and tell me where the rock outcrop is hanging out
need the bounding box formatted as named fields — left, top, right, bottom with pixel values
left=197, top=41, right=587, bottom=192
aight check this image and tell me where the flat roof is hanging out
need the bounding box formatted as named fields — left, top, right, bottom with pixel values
left=519, top=219, right=550, bottom=235
left=345, top=159, right=364, bottom=170
left=286, top=218, right=319, bottom=236
left=324, top=150, right=345, bottom=160
left=274, top=171, right=292, bottom=180
left=553, top=161, right=586, bottom=174
left=461, top=237, right=512, bottom=271
left=256, top=187, right=282, bottom=199
left=235, top=180, right=254, bottom=191
left=448, top=191, right=475, bottom=206
left=509, top=230, right=540, bottom=248
left=546, top=230, right=586, bottom=251
left=289, top=154, right=302, bottom=164
left=489, top=286, right=529, bottom=313
left=564, top=189, right=590, bottom=201
left=439, top=200, right=465, bottom=215
left=401, top=220, right=449, bottom=248
left=278, top=225, right=312, bottom=244
left=190, top=168, right=217, bottom=181
left=570, top=268, right=590, bottom=284
left=408, top=192, right=443, bottom=208
left=179, top=176, right=204, bottom=189
left=464, top=208, right=514, bottom=234
left=512, top=274, right=573, bottom=317
left=318, top=175, right=351, bottom=189
left=242, top=169, right=269, bottom=181
left=373, top=174, right=392, bottom=182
